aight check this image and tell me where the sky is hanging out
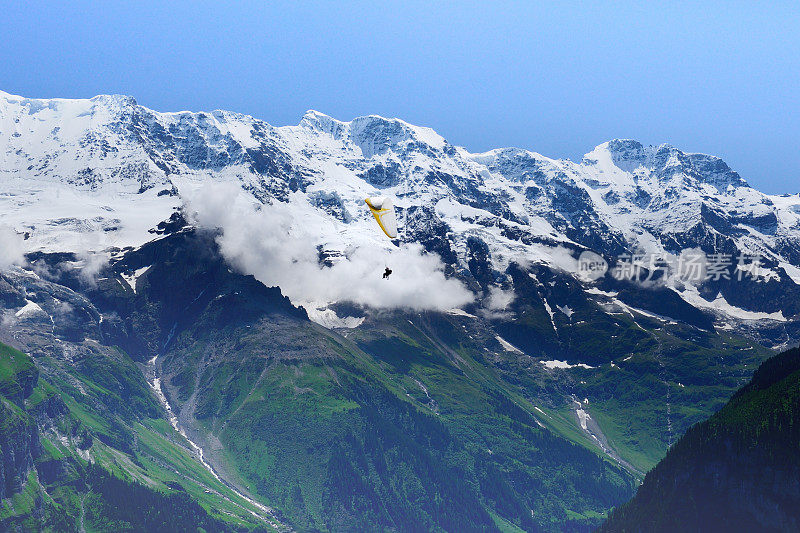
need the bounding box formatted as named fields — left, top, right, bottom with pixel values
left=2, top=1, right=798, bottom=193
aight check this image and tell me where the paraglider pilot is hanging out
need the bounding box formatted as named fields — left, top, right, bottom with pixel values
left=365, top=197, right=398, bottom=281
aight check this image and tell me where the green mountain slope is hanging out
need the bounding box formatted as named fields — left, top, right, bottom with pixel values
left=0, top=221, right=779, bottom=532
left=491, top=263, right=773, bottom=473
left=600, top=346, right=800, bottom=532
left=122, top=231, right=637, bottom=531
left=0, top=340, right=272, bottom=531
left=101, top=227, right=769, bottom=531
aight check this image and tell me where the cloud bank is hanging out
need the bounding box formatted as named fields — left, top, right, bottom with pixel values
left=0, top=225, right=25, bottom=270
left=185, top=184, right=474, bottom=313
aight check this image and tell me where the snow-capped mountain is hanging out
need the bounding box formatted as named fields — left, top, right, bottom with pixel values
left=3, top=92, right=798, bottom=529
left=1, top=90, right=799, bottom=339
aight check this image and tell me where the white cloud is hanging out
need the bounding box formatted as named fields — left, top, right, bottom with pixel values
left=185, top=184, right=473, bottom=314
left=1, top=310, right=17, bottom=328
left=480, top=286, right=515, bottom=319
left=485, top=286, right=515, bottom=311
left=75, top=250, right=109, bottom=285
left=542, top=245, right=580, bottom=273
left=0, top=225, right=25, bottom=270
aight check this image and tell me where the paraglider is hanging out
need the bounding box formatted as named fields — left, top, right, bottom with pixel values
left=364, top=196, right=398, bottom=239
left=365, top=196, right=398, bottom=279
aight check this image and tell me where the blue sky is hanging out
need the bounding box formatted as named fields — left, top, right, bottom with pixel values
left=2, top=1, right=798, bottom=193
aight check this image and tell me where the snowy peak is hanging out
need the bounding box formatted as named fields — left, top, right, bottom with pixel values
left=88, top=93, right=139, bottom=108
left=599, top=139, right=648, bottom=171
left=299, top=109, right=348, bottom=138
left=584, top=139, right=749, bottom=191
left=0, top=91, right=136, bottom=126
left=683, top=152, right=748, bottom=190
left=468, top=147, right=561, bottom=184
left=296, top=109, right=447, bottom=158
left=349, top=114, right=445, bottom=157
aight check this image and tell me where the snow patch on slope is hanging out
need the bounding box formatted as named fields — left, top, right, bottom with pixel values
left=15, top=300, right=45, bottom=318
left=120, top=265, right=150, bottom=294
left=495, top=335, right=522, bottom=353
left=679, top=285, right=787, bottom=322
left=541, top=360, right=595, bottom=370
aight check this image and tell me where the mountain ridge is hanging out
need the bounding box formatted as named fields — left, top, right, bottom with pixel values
left=1, top=89, right=798, bottom=341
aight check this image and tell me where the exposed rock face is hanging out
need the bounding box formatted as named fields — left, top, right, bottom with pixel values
left=0, top=403, right=39, bottom=500
left=0, top=345, right=40, bottom=504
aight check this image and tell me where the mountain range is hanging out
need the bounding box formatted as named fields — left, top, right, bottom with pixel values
left=0, top=90, right=798, bottom=531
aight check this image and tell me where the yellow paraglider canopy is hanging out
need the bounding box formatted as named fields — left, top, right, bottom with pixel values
left=365, top=196, right=398, bottom=239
